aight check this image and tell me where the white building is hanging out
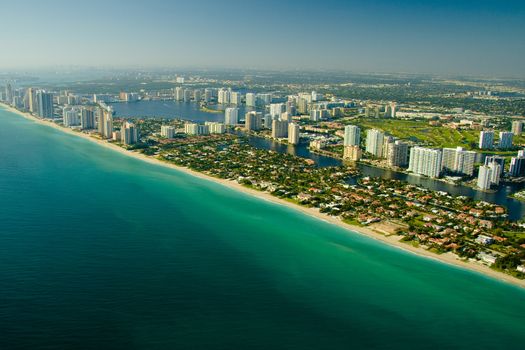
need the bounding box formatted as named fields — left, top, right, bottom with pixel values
left=63, top=108, right=80, bottom=127
left=121, top=122, right=139, bottom=145
left=224, top=107, right=239, bottom=125
left=477, top=165, right=492, bottom=190
left=246, top=93, right=256, bottom=107
left=499, top=132, right=513, bottom=149
left=288, top=123, right=300, bottom=145
left=365, top=129, right=385, bottom=158
left=441, top=147, right=477, bottom=176
left=161, top=125, right=175, bottom=138
left=272, top=120, right=288, bottom=138
left=343, top=125, right=360, bottom=146
left=408, top=147, right=442, bottom=178
left=204, top=122, right=225, bottom=134
left=245, top=111, right=263, bottom=131
left=270, top=103, right=286, bottom=120
left=511, top=121, right=523, bottom=135
left=80, top=108, right=95, bottom=130
left=387, top=140, right=409, bottom=167
left=479, top=130, right=495, bottom=149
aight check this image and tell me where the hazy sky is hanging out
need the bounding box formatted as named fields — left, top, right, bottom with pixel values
left=1, top=0, right=524, bottom=77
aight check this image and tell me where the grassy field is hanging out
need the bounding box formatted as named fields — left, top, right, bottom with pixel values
left=354, top=118, right=525, bottom=151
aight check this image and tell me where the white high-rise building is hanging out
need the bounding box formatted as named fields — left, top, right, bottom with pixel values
left=408, top=147, right=442, bottom=178
left=343, top=125, right=360, bottom=146
left=63, top=108, right=80, bottom=127
left=288, top=123, right=300, bottom=145
left=245, top=93, right=256, bottom=107
left=365, top=129, right=385, bottom=157
left=174, top=87, right=184, bottom=101
left=161, top=125, right=175, bottom=138
left=121, top=122, right=139, bottom=145
left=230, top=92, right=241, bottom=105
left=80, top=108, right=96, bottom=130
left=479, top=130, right=495, bottom=149
left=36, top=91, right=54, bottom=118
left=218, top=88, right=230, bottom=104
left=477, top=165, right=493, bottom=190
left=224, top=107, right=239, bottom=125
left=204, top=88, right=213, bottom=102
left=499, top=132, right=513, bottom=149
left=441, top=147, right=477, bottom=176
left=205, top=122, right=225, bottom=134
left=245, top=111, right=263, bottom=131
left=511, top=121, right=523, bottom=135
left=270, top=103, right=286, bottom=120
left=310, top=109, right=322, bottom=121
left=97, top=105, right=113, bottom=138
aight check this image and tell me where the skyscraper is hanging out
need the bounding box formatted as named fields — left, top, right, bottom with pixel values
left=477, top=165, right=493, bottom=190
left=498, top=132, right=513, bottom=149
left=365, top=129, right=385, bottom=157
left=343, top=125, right=360, bottom=146
left=441, top=147, right=477, bottom=176
left=512, top=121, right=523, bottom=135
left=121, top=122, right=139, bottom=145
left=408, top=147, right=442, bottom=178
left=63, top=108, right=80, bottom=127
left=224, top=107, right=239, bottom=125
left=245, top=93, right=256, bottom=107
left=509, top=156, right=525, bottom=177
left=161, top=125, right=175, bottom=138
left=245, top=111, right=263, bottom=131
left=288, top=123, right=300, bottom=145
left=97, top=106, right=113, bottom=138
left=80, top=108, right=96, bottom=130
left=174, top=87, right=184, bottom=101
left=26, top=88, right=37, bottom=113
left=479, top=130, right=495, bottom=149
left=272, top=120, right=288, bottom=138
left=484, top=155, right=505, bottom=176
left=387, top=141, right=409, bottom=168
left=36, top=91, right=54, bottom=118
left=270, top=103, right=286, bottom=120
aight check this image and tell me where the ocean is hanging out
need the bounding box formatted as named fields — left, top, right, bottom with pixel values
left=1, top=106, right=524, bottom=349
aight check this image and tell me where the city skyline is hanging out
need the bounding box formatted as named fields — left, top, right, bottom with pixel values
left=1, top=0, right=525, bottom=77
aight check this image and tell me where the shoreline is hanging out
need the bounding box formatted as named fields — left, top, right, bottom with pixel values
left=2, top=102, right=525, bottom=290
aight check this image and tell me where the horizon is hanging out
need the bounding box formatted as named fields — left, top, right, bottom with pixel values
left=2, top=0, right=525, bottom=77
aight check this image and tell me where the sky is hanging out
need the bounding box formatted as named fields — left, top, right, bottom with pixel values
left=1, top=0, right=524, bottom=77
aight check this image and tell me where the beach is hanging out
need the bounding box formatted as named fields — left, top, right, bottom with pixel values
left=2, top=102, right=524, bottom=289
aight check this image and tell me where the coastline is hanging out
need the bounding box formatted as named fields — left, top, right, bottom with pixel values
left=2, top=103, right=525, bottom=290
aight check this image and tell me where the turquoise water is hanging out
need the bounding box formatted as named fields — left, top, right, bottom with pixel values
left=1, top=106, right=525, bottom=349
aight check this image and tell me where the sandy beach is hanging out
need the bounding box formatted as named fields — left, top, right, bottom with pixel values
left=2, top=102, right=525, bottom=289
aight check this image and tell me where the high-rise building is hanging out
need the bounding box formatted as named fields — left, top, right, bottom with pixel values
left=477, top=165, right=493, bottom=190
left=193, top=90, right=201, bottom=102
left=408, top=147, right=442, bottom=178
left=204, top=122, right=225, bottom=134
left=484, top=155, right=505, bottom=176
left=245, top=111, right=263, bottom=131
left=509, top=156, right=525, bottom=177
left=270, top=103, right=286, bottom=120
left=488, top=162, right=501, bottom=185
left=230, top=92, right=241, bottom=105
left=498, top=132, right=513, bottom=149
left=310, top=109, right=323, bottom=122
left=224, top=107, right=239, bottom=125
left=183, top=89, right=192, bottom=102
left=387, top=141, right=409, bottom=167
left=174, top=87, right=184, bottom=101
left=26, top=88, right=37, bottom=113
left=63, top=108, right=80, bottom=127
left=4, top=83, right=13, bottom=105
left=441, top=147, right=477, bottom=176
left=280, top=112, right=292, bottom=122
left=479, top=130, right=495, bottom=149
left=204, top=88, right=213, bottom=102
left=80, top=108, right=95, bottom=130
left=121, top=122, right=139, bottom=145
left=343, top=145, right=362, bottom=161
left=36, top=91, right=54, bottom=118
left=288, top=123, right=300, bottom=145
left=343, top=125, right=360, bottom=146
left=161, top=125, right=175, bottom=138
left=97, top=106, right=113, bottom=138
left=365, top=129, right=385, bottom=157
left=184, top=122, right=209, bottom=135
left=218, top=88, right=230, bottom=104
left=272, top=120, right=288, bottom=138
left=512, top=121, right=523, bottom=135
left=245, top=93, right=256, bottom=107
